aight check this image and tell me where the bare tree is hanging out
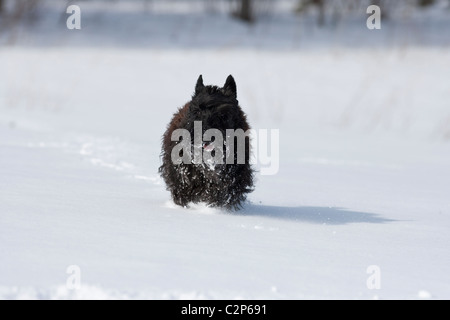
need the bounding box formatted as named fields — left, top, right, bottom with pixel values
left=418, top=0, right=435, bottom=6
left=236, top=0, right=253, bottom=22
left=295, top=0, right=324, bottom=26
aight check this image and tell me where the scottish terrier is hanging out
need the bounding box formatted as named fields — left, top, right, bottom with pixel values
left=159, top=75, right=254, bottom=210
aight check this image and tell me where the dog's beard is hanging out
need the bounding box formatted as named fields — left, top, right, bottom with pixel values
left=187, top=132, right=227, bottom=170
left=190, top=142, right=225, bottom=172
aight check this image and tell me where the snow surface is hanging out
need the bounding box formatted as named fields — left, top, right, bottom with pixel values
left=1, top=0, right=450, bottom=299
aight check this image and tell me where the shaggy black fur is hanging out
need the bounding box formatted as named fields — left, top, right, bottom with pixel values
left=159, top=75, right=254, bottom=210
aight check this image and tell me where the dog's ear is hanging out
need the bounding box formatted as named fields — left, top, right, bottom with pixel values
left=223, top=75, right=237, bottom=98
left=195, top=75, right=204, bottom=95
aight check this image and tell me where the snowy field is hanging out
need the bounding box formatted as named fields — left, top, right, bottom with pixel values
left=1, top=0, right=450, bottom=299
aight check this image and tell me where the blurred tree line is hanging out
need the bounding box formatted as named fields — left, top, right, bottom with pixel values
left=0, top=0, right=40, bottom=25
left=237, top=0, right=445, bottom=24
left=0, top=0, right=446, bottom=24
left=292, top=0, right=445, bottom=25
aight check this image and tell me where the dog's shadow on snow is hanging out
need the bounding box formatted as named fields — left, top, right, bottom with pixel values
left=235, top=203, right=396, bottom=225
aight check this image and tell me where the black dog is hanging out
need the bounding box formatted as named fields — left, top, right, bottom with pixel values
left=159, top=75, right=254, bottom=210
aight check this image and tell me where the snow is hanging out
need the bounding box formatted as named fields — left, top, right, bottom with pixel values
left=1, top=0, right=450, bottom=299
